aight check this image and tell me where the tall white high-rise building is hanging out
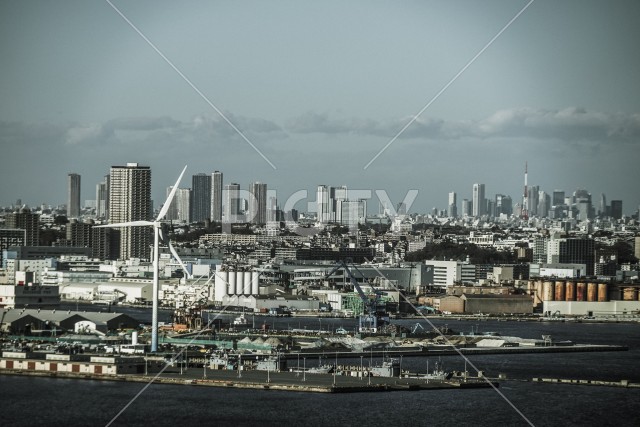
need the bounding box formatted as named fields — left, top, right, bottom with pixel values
left=166, top=186, right=191, bottom=223
left=249, top=182, right=267, bottom=224
left=109, top=163, right=152, bottom=260
left=68, top=173, right=81, bottom=218
left=333, top=186, right=348, bottom=222
left=340, top=199, right=367, bottom=231
left=317, top=185, right=330, bottom=223
left=472, top=183, right=485, bottom=217
left=211, top=171, right=223, bottom=222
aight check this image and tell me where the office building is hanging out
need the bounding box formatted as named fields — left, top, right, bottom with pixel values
left=108, top=163, right=152, bottom=260
left=461, top=199, right=472, bottom=217
left=552, top=190, right=565, bottom=207
left=211, top=171, right=223, bottom=222
left=191, top=173, right=211, bottom=223
left=67, top=173, right=81, bottom=218
left=610, top=200, right=623, bottom=220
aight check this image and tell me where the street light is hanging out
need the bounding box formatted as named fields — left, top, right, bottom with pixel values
left=303, top=357, right=306, bottom=382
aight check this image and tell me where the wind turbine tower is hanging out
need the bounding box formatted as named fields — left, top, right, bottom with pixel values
left=97, top=165, right=188, bottom=352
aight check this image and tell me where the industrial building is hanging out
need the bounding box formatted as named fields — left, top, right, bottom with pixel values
left=0, top=309, right=139, bottom=335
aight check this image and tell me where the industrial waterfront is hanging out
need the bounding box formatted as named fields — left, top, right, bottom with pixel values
left=1, top=309, right=639, bottom=426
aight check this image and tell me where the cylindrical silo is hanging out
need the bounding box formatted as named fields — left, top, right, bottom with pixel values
left=243, top=271, right=252, bottom=295
left=228, top=270, right=237, bottom=295
left=236, top=270, right=245, bottom=296
left=597, top=283, right=608, bottom=302
left=251, top=271, right=260, bottom=295
left=554, top=281, right=565, bottom=301
left=587, top=283, right=597, bottom=302
left=576, top=283, right=586, bottom=301
left=214, top=267, right=228, bottom=302
left=565, top=281, right=575, bottom=301
left=543, top=281, right=554, bottom=301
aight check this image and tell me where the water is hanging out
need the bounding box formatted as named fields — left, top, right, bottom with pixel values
left=12, top=305, right=638, bottom=426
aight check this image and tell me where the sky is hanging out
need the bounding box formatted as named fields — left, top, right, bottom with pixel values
left=1, top=0, right=639, bottom=215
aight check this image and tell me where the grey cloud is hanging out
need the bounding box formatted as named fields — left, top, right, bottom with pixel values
left=286, top=108, right=640, bottom=143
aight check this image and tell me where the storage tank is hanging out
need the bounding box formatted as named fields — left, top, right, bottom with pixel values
left=622, top=287, right=638, bottom=301
left=542, top=281, right=554, bottom=301
left=243, top=271, right=252, bottom=295
left=228, top=270, right=237, bottom=295
left=565, top=281, right=575, bottom=301
left=576, top=282, right=586, bottom=301
left=554, top=281, right=565, bottom=301
left=251, top=271, right=260, bottom=295
left=214, top=268, right=228, bottom=301
left=587, top=283, right=597, bottom=302
left=597, top=283, right=608, bottom=302
left=236, top=270, right=245, bottom=296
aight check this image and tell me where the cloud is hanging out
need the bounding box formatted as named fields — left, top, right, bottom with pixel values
left=285, top=107, right=640, bottom=143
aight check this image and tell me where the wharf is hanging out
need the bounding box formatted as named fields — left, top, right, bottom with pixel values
left=0, top=367, right=496, bottom=393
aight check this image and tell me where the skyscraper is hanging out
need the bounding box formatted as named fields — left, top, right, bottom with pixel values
left=224, top=183, right=241, bottom=222
left=211, top=171, right=223, bottom=222
left=610, top=200, right=623, bottom=220
left=191, top=173, right=211, bottom=223
left=461, top=199, right=472, bottom=217
left=96, top=175, right=109, bottom=219
left=68, top=173, right=81, bottom=218
left=552, top=190, right=565, bottom=206
left=472, top=183, right=485, bottom=217
left=109, top=163, right=152, bottom=260
left=317, top=185, right=330, bottom=223
left=333, top=186, right=348, bottom=222
left=447, top=192, right=457, bottom=218
left=249, top=182, right=267, bottom=224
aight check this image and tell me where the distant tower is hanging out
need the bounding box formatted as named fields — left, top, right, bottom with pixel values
left=521, top=162, right=529, bottom=221
left=68, top=173, right=81, bottom=218
left=109, top=163, right=152, bottom=260
left=224, top=183, right=241, bottom=222
left=95, top=175, right=109, bottom=219
left=249, top=182, right=267, bottom=224
left=191, top=173, right=211, bottom=223
left=211, top=171, right=223, bottom=222
left=472, top=183, right=485, bottom=217
left=447, top=192, right=457, bottom=218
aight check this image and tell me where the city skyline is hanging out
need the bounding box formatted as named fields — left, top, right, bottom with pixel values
left=1, top=1, right=639, bottom=212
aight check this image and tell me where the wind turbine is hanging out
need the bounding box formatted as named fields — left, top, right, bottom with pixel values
left=96, top=165, right=187, bottom=352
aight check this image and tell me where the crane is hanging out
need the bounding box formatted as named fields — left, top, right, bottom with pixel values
left=323, top=260, right=389, bottom=333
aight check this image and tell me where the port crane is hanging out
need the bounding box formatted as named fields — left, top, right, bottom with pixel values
left=323, top=260, right=389, bottom=333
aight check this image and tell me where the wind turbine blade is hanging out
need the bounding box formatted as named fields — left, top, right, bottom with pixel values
left=168, top=241, right=191, bottom=279
left=157, top=165, right=188, bottom=221
left=94, top=221, right=154, bottom=228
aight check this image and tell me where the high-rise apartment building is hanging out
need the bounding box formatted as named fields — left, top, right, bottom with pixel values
left=6, top=208, right=39, bottom=246
left=340, top=199, right=367, bottom=231
left=211, top=171, right=223, bottom=222
left=472, top=183, right=485, bottom=217
left=333, top=186, right=348, bottom=222
left=96, top=175, right=109, bottom=219
left=224, top=183, right=241, bottom=222
left=249, top=182, right=267, bottom=224
left=109, top=163, right=152, bottom=260
left=68, top=173, right=81, bottom=218
left=191, top=173, right=211, bottom=223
